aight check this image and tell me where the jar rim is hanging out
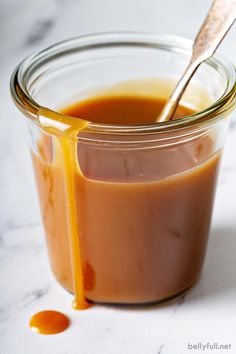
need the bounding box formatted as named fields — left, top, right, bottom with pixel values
left=10, top=32, right=236, bottom=135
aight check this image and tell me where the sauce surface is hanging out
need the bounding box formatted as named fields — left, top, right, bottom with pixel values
left=32, top=88, right=220, bottom=307
left=60, top=95, right=192, bottom=124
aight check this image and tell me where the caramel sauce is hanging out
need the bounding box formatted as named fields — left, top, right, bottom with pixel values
left=29, top=310, right=70, bottom=334
left=30, top=81, right=220, bottom=324
left=62, top=95, right=192, bottom=125
left=35, top=96, right=195, bottom=308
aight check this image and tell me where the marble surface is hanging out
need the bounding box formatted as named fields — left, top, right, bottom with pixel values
left=1, top=0, right=236, bottom=353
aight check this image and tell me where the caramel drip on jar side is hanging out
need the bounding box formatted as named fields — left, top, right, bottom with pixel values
left=37, top=107, right=90, bottom=310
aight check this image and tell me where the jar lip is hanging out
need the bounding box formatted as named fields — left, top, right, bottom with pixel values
left=10, top=31, right=236, bottom=135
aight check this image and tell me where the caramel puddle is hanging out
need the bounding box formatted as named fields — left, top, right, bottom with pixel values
left=29, top=310, right=70, bottom=335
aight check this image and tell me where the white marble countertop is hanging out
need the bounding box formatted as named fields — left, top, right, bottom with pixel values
left=1, top=0, right=236, bottom=353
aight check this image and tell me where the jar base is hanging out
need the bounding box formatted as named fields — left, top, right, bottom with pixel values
left=86, top=282, right=196, bottom=308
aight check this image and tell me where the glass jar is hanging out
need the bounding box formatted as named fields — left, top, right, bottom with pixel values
left=11, top=33, right=236, bottom=305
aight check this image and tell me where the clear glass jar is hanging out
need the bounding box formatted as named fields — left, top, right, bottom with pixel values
left=11, top=33, right=236, bottom=305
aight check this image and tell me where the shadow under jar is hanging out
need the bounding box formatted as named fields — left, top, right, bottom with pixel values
left=11, top=33, right=236, bottom=305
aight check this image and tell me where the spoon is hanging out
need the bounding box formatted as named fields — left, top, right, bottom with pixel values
left=157, top=0, right=236, bottom=123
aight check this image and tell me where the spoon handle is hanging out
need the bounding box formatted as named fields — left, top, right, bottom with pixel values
left=157, top=0, right=236, bottom=123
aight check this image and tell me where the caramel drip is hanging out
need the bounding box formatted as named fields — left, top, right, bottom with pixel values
left=37, top=107, right=90, bottom=310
